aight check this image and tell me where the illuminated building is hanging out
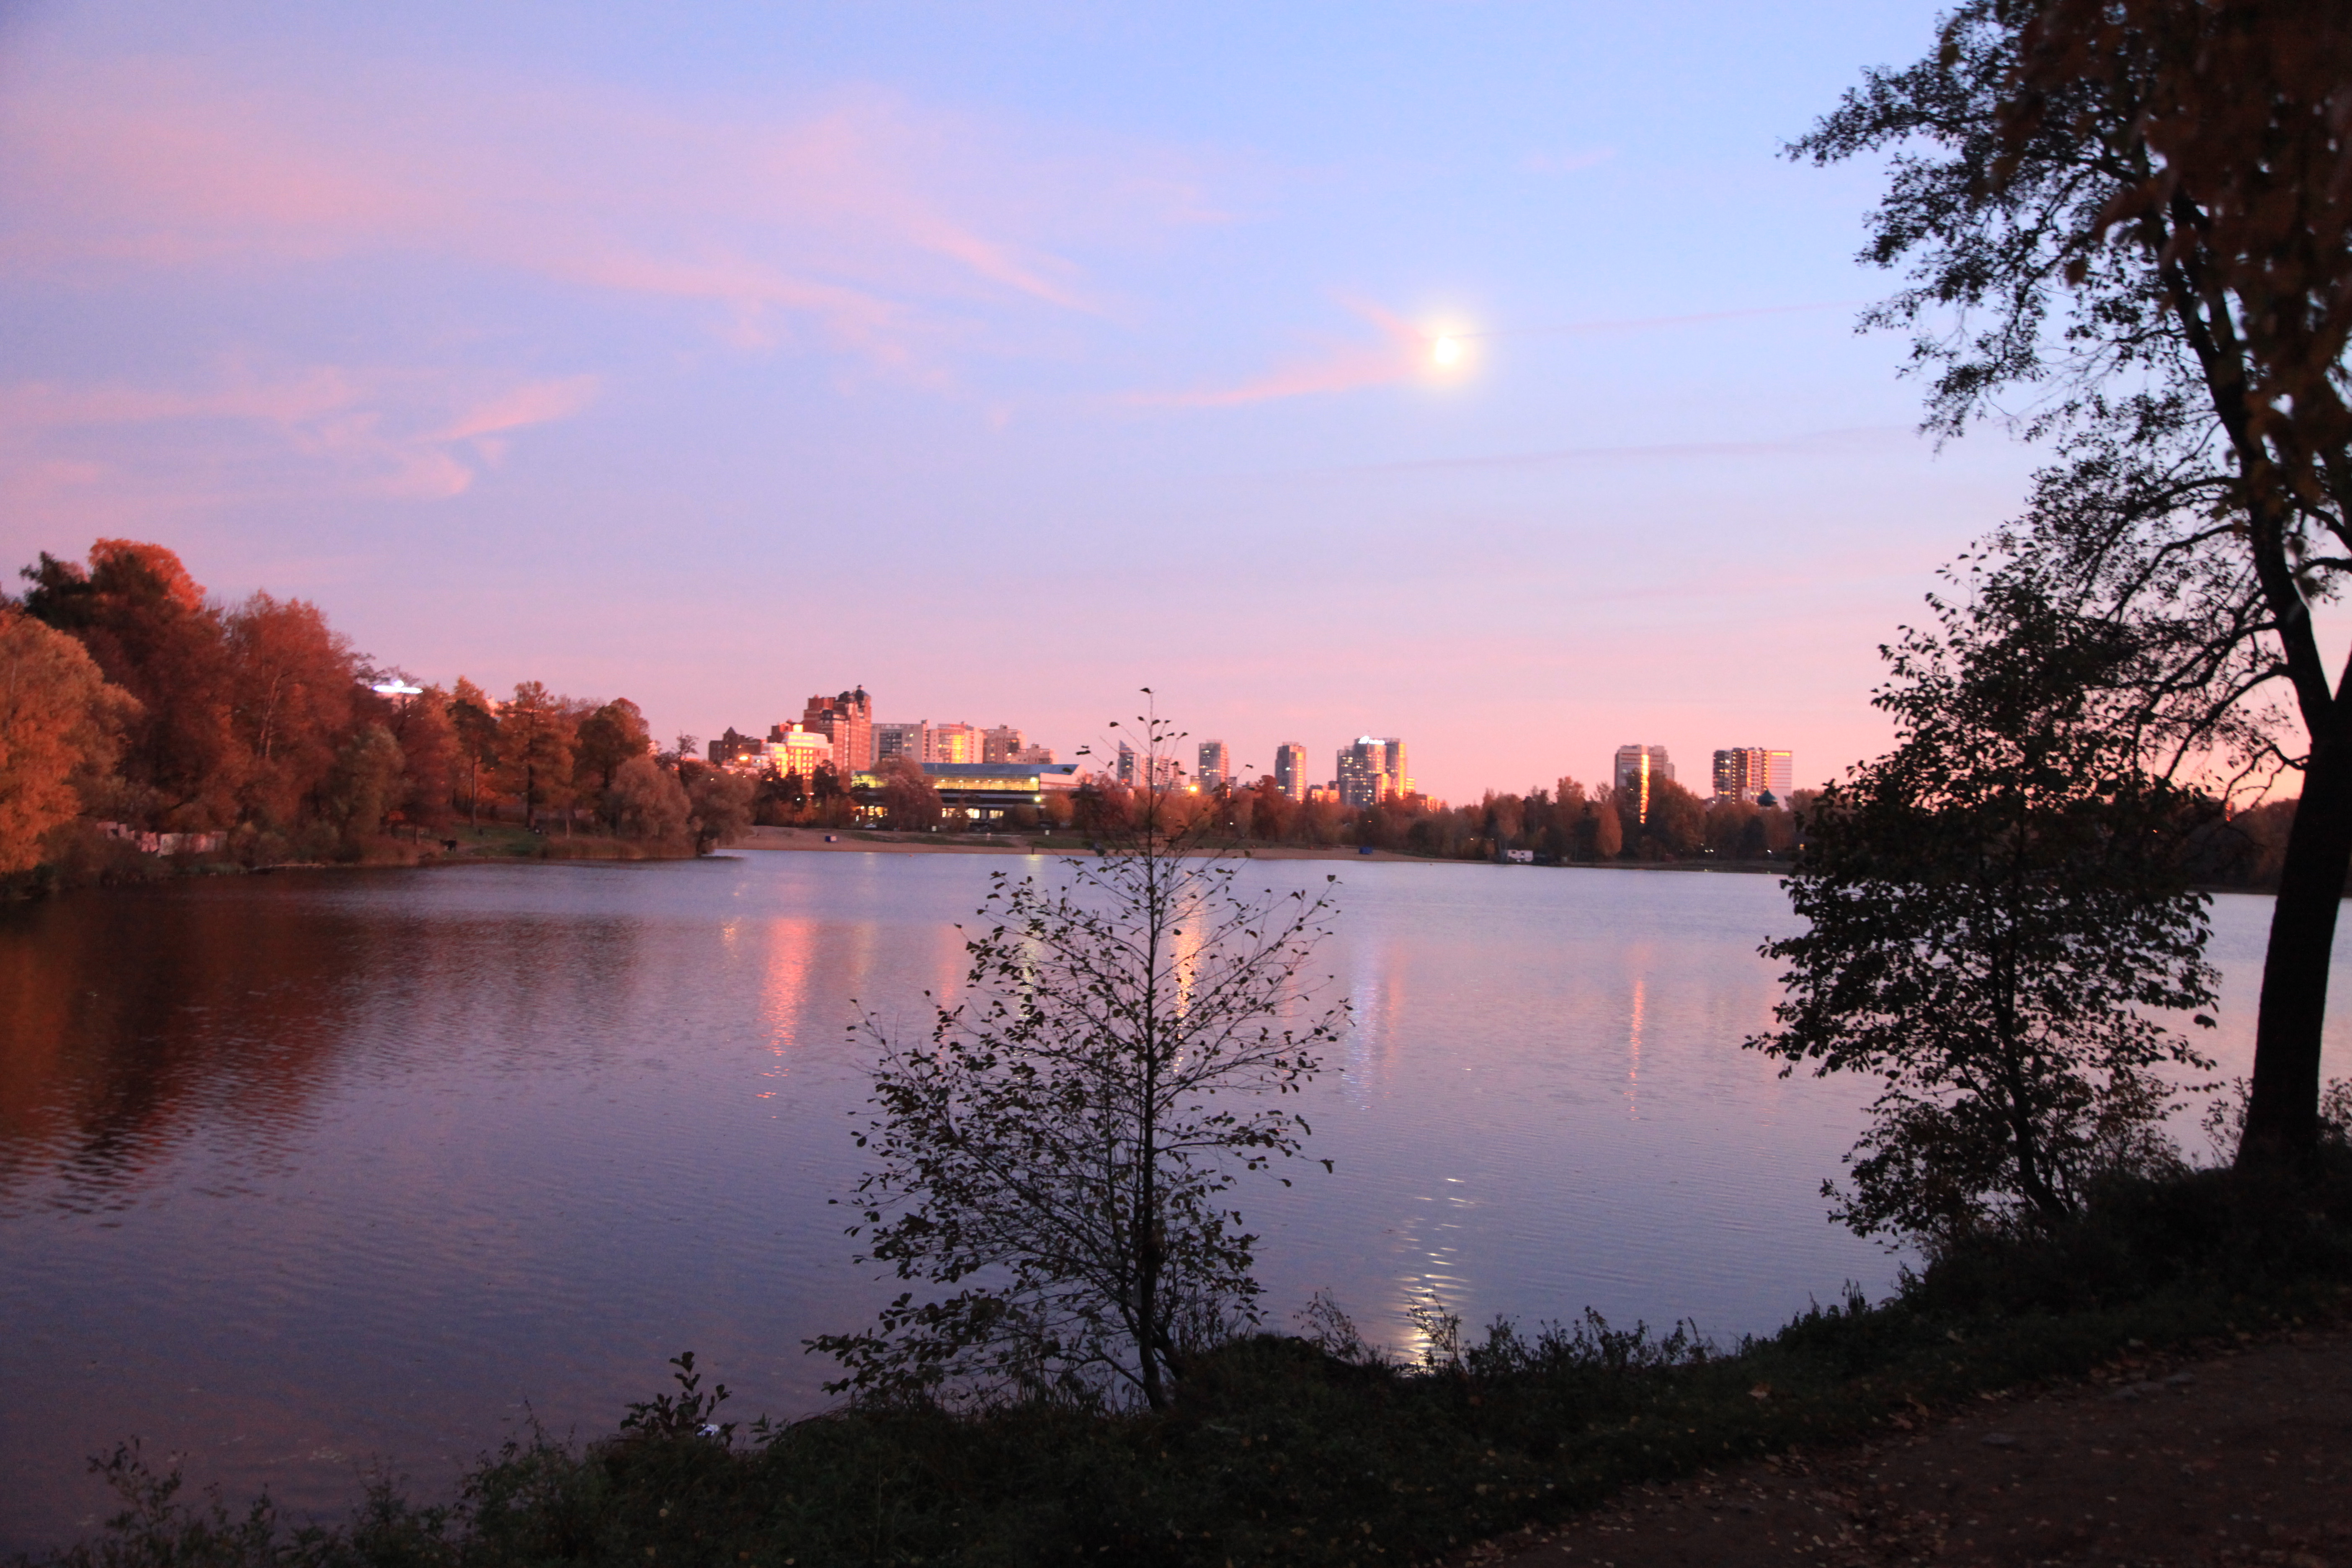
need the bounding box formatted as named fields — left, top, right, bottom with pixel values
left=1274, top=742, right=1308, bottom=800
left=1336, top=738, right=1389, bottom=808
left=1336, top=736, right=1408, bottom=807
left=1197, top=739, right=1232, bottom=792
left=929, top=722, right=982, bottom=765
left=802, top=687, right=873, bottom=770
left=1711, top=747, right=1795, bottom=804
left=754, top=723, right=834, bottom=779
left=983, top=726, right=1025, bottom=763
left=1613, top=744, right=1672, bottom=824
left=850, top=761, right=1083, bottom=825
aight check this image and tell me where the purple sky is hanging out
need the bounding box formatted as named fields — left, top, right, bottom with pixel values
left=0, top=1, right=2048, bottom=802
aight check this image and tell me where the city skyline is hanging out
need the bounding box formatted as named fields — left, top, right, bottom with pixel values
left=711, top=684, right=1806, bottom=808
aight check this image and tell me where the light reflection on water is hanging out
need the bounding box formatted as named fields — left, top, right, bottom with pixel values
left=1, top=853, right=2345, bottom=1550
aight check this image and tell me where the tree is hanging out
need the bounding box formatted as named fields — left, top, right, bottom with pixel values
left=1589, top=787, right=1624, bottom=859
left=321, top=725, right=406, bottom=851
left=682, top=761, right=753, bottom=853
left=21, top=540, right=243, bottom=830
left=449, top=678, right=500, bottom=830
left=1748, top=583, right=2218, bottom=1247
left=609, top=753, right=691, bottom=844
left=384, top=683, right=455, bottom=833
left=812, top=702, right=1346, bottom=1411
left=224, top=592, right=359, bottom=830
left=574, top=698, right=652, bottom=825
left=0, top=606, right=139, bottom=873
left=1794, top=1, right=2352, bottom=1168
left=497, top=681, right=573, bottom=832
left=873, top=754, right=943, bottom=832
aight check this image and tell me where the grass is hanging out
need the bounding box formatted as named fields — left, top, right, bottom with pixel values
left=24, top=1155, right=2352, bottom=1568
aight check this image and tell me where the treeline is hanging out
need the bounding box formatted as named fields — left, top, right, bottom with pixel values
left=0, top=539, right=748, bottom=882
left=1050, top=772, right=1810, bottom=864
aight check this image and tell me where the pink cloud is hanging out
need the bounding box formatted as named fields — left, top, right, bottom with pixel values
left=1129, top=345, right=1414, bottom=408
left=0, top=60, right=1187, bottom=377
left=1125, top=297, right=1434, bottom=408
left=0, top=363, right=602, bottom=515
left=434, top=376, right=603, bottom=443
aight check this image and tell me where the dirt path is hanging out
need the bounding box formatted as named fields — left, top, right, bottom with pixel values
left=1465, top=1324, right=2352, bottom=1567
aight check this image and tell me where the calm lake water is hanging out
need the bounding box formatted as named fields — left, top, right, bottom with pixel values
left=3, top=852, right=2346, bottom=1550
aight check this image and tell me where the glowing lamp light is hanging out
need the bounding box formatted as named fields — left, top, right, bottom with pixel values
left=371, top=678, right=425, bottom=697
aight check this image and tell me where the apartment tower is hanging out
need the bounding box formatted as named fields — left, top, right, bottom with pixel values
left=1274, top=742, right=1308, bottom=801
left=1613, top=744, right=1672, bottom=824
left=1197, top=739, right=1232, bottom=792
left=802, top=687, right=873, bottom=771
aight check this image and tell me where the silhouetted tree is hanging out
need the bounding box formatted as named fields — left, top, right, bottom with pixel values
left=815, top=700, right=1345, bottom=1410
left=1797, top=0, right=2352, bottom=1168
left=1749, top=583, right=2217, bottom=1246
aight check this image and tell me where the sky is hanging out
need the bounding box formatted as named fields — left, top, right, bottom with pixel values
left=0, top=0, right=2052, bottom=802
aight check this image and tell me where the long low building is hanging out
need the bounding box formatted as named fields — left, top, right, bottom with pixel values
left=851, top=761, right=1083, bottom=823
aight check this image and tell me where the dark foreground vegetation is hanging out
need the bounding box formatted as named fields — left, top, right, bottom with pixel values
left=28, top=1158, right=2352, bottom=1568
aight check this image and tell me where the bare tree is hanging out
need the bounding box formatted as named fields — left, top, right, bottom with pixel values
left=812, top=697, right=1347, bottom=1410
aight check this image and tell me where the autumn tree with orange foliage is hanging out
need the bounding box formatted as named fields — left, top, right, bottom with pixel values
left=225, top=592, right=361, bottom=830
left=0, top=607, right=139, bottom=873
left=21, top=541, right=243, bottom=830
left=497, top=681, right=574, bottom=832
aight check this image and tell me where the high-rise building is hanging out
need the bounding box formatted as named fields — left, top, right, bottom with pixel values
left=929, top=722, right=982, bottom=765
left=1274, top=742, right=1308, bottom=800
left=1712, top=748, right=1756, bottom=800
left=1376, top=737, right=1411, bottom=797
left=874, top=721, right=928, bottom=764
left=1613, top=744, right=1673, bottom=824
left=1711, top=747, right=1795, bottom=804
left=1112, top=741, right=1179, bottom=789
left=1011, top=743, right=1056, bottom=765
left=1197, top=739, right=1232, bottom=792
left=1337, top=737, right=1394, bottom=808
left=983, top=726, right=1025, bottom=764
left=802, top=687, right=872, bottom=770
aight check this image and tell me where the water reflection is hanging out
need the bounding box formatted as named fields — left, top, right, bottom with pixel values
left=3, top=859, right=2345, bottom=1554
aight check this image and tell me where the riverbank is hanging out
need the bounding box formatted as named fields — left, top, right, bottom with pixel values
left=738, top=825, right=1792, bottom=869
left=738, top=824, right=1433, bottom=860
left=3, top=823, right=708, bottom=897
left=27, top=1163, right=2352, bottom=1568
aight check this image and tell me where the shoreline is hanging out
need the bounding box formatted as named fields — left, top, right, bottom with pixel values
left=735, top=825, right=1798, bottom=870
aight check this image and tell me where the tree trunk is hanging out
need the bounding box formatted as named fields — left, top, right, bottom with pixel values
left=2241, top=725, right=2352, bottom=1172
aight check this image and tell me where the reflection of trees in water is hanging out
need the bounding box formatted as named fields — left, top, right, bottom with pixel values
left=0, top=887, right=365, bottom=1213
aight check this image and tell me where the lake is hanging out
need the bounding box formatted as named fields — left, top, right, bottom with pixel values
left=2, top=851, right=2343, bottom=1550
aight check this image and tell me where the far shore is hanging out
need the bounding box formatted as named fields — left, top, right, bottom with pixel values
left=735, top=825, right=1795, bottom=870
